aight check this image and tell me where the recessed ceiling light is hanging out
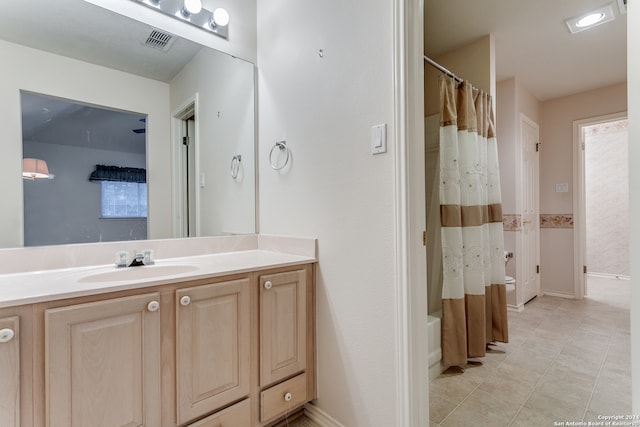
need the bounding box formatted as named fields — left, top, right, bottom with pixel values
left=565, top=4, right=616, bottom=33
left=576, top=12, right=605, bottom=27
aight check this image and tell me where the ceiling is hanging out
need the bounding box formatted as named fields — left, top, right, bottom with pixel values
left=0, top=0, right=202, bottom=152
left=1, top=0, right=628, bottom=132
left=0, top=0, right=202, bottom=83
left=424, top=0, right=627, bottom=101
left=21, top=92, right=147, bottom=154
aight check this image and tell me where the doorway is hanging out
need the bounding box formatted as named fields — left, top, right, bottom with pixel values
left=172, top=98, right=199, bottom=238
left=520, top=114, right=541, bottom=304
left=574, top=113, right=629, bottom=298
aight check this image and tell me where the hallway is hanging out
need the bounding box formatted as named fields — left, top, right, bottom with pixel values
left=430, top=276, right=631, bottom=426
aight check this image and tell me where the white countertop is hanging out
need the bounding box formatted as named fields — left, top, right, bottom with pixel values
left=0, top=249, right=315, bottom=308
left=0, top=235, right=317, bottom=308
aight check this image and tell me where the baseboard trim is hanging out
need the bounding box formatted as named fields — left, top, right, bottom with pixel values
left=507, top=303, right=524, bottom=312
left=304, top=403, right=345, bottom=427
left=587, top=272, right=630, bottom=281
left=541, top=290, right=575, bottom=299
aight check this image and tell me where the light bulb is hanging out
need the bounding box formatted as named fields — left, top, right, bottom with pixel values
left=183, top=0, right=202, bottom=15
left=212, top=8, right=230, bottom=27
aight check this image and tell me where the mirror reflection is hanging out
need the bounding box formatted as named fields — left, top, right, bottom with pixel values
left=22, top=92, right=149, bottom=246
left=0, top=0, right=256, bottom=248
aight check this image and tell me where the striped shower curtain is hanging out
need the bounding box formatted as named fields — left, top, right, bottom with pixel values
left=439, top=76, right=509, bottom=368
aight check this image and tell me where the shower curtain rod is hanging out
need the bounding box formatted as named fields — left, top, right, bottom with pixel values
left=423, top=55, right=463, bottom=83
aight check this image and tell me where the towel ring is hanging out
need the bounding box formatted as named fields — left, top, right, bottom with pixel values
left=230, top=155, right=242, bottom=179
left=269, top=141, right=290, bottom=171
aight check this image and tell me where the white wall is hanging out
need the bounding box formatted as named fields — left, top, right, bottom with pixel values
left=496, top=78, right=540, bottom=308
left=425, top=35, right=495, bottom=116
left=539, top=83, right=626, bottom=296
left=0, top=40, right=172, bottom=247
left=496, top=78, right=540, bottom=215
left=257, top=0, right=399, bottom=424
left=627, top=0, right=639, bottom=414
left=171, top=48, right=256, bottom=236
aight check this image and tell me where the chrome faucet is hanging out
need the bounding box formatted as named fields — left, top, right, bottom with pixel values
left=115, top=250, right=154, bottom=268
left=129, top=253, right=146, bottom=267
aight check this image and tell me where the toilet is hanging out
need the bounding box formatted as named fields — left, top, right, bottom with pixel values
left=504, top=251, right=515, bottom=293
left=505, top=275, right=516, bottom=293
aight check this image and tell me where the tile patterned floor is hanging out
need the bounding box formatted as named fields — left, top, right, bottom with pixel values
left=287, top=276, right=631, bottom=427
left=430, top=275, right=632, bottom=427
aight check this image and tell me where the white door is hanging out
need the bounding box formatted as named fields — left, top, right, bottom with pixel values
left=521, top=115, right=540, bottom=303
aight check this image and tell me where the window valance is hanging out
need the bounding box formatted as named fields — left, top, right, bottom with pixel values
left=89, top=165, right=147, bottom=183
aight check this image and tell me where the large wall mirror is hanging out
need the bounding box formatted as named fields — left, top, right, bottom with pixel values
left=0, top=0, right=256, bottom=248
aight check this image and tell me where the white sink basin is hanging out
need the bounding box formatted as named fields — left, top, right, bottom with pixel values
left=78, top=264, right=200, bottom=283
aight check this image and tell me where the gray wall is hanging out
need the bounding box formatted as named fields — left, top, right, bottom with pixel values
left=23, top=140, right=146, bottom=246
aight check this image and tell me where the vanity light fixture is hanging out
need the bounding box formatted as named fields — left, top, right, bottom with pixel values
left=212, top=8, right=230, bottom=27
left=565, top=3, right=616, bottom=34
left=22, top=158, right=53, bottom=180
left=181, top=0, right=202, bottom=16
left=135, top=0, right=229, bottom=39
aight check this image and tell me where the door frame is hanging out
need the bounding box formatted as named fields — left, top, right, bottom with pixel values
left=171, top=93, right=200, bottom=238
left=572, top=111, right=627, bottom=299
left=394, top=0, right=428, bottom=425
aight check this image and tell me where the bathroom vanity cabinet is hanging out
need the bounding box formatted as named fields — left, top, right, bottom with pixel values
left=0, top=263, right=315, bottom=427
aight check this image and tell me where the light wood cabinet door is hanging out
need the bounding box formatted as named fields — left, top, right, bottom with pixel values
left=0, top=316, right=20, bottom=427
left=259, top=270, right=307, bottom=387
left=176, top=279, right=251, bottom=424
left=45, top=292, right=161, bottom=427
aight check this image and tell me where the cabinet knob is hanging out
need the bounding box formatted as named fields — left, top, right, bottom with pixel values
left=264, top=281, right=273, bottom=290
left=0, top=328, right=15, bottom=343
left=180, top=296, right=191, bottom=306
left=147, top=301, right=160, bottom=312
left=284, top=392, right=292, bottom=402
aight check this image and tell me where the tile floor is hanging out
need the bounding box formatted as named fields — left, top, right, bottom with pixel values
left=430, top=275, right=632, bottom=426
left=287, top=276, right=631, bottom=427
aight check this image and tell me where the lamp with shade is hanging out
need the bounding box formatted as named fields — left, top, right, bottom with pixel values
left=22, top=158, right=53, bottom=180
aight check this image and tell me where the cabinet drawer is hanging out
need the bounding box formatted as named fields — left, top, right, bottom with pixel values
left=260, top=373, right=308, bottom=423
left=187, top=399, right=251, bottom=427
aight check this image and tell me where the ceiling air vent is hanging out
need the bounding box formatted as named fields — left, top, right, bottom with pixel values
left=143, top=28, right=177, bottom=52
left=617, top=0, right=627, bottom=15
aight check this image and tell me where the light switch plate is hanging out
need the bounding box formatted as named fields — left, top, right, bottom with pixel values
left=371, top=123, right=387, bottom=155
left=556, top=183, right=569, bottom=193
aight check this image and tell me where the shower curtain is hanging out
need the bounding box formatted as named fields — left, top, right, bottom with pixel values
left=439, top=76, right=508, bottom=368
